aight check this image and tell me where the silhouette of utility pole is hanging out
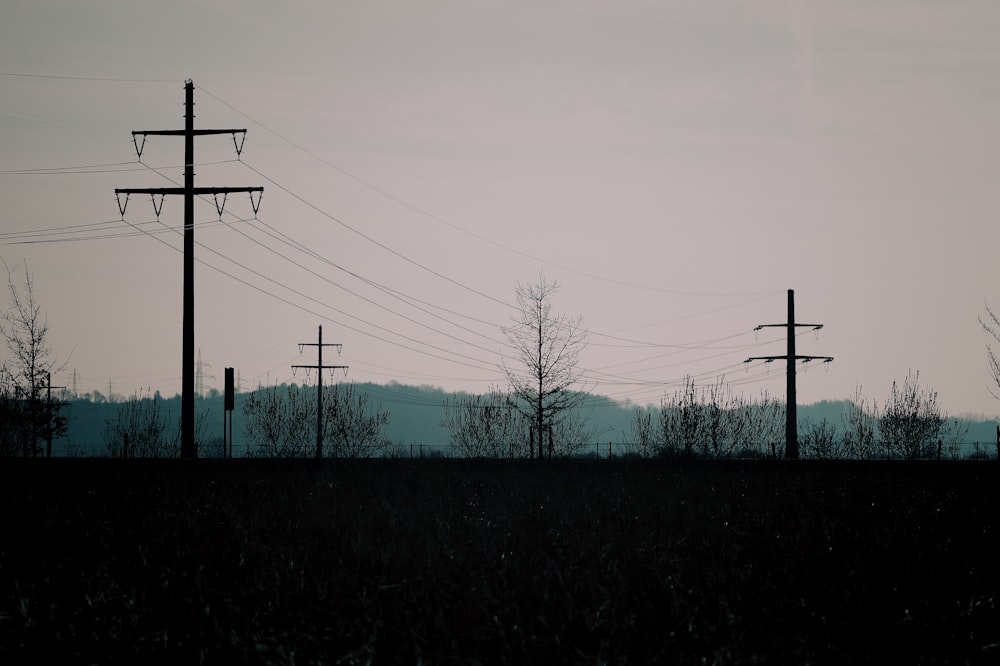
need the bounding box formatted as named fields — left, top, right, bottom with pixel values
left=746, top=289, right=832, bottom=459
left=115, top=80, right=263, bottom=459
left=292, top=325, right=348, bottom=459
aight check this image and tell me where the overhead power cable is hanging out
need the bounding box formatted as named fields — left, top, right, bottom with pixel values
left=126, top=212, right=500, bottom=374
left=197, top=84, right=777, bottom=299
left=0, top=71, right=180, bottom=83
left=239, top=160, right=515, bottom=311
left=136, top=160, right=510, bottom=360
left=247, top=217, right=506, bottom=330
left=0, top=217, right=249, bottom=245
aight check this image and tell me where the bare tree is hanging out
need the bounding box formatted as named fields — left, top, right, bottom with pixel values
left=633, top=380, right=783, bottom=459
left=704, top=380, right=746, bottom=459
left=800, top=417, right=841, bottom=459
left=879, top=370, right=944, bottom=460
left=548, top=399, right=608, bottom=457
left=0, top=372, right=26, bottom=456
left=243, top=384, right=314, bottom=457
left=0, top=261, right=68, bottom=456
left=625, top=407, right=657, bottom=458
left=321, top=382, right=391, bottom=458
left=941, top=418, right=969, bottom=460
left=980, top=302, right=1000, bottom=401
left=103, top=389, right=176, bottom=458
left=733, top=389, right=784, bottom=458
left=441, top=386, right=527, bottom=458
left=502, top=274, right=589, bottom=460
left=243, top=382, right=392, bottom=459
left=659, top=376, right=705, bottom=458
left=841, top=385, right=879, bottom=460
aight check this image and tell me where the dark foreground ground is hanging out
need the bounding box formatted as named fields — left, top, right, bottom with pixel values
left=1, top=459, right=999, bottom=664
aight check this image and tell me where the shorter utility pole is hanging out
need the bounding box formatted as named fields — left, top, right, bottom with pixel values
left=292, top=326, right=348, bottom=459
left=746, top=289, right=832, bottom=459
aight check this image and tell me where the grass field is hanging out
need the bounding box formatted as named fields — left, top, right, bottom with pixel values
left=2, top=459, right=999, bottom=664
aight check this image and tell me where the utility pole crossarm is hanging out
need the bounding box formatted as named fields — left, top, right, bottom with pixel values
left=133, top=129, right=247, bottom=136
left=116, top=187, right=263, bottom=195
left=745, top=355, right=833, bottom=363
left=291, top=364, right=350, bottom=372
left=755, top=324, right=823, bottom=330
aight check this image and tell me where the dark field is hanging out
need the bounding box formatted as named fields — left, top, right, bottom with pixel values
left=2, top=460, right=999, bottom=664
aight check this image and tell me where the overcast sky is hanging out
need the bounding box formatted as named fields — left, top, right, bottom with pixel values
left=3, top=0, right=1000, bottom=418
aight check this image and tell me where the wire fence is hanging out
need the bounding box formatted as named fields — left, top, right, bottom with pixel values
left=23, top=438, right=1000, bottom=461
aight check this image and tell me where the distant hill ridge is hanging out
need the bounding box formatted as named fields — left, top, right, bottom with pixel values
left=50, top=383, right=1000, bottom=458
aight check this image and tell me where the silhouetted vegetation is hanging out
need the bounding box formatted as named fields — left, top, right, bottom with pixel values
left=0, top=261, right=67, bottom=457
left=441, top=386, right=526, bottom=458
left=625, top=373, right=984, bottom=461
left=502, top=273, right=592, bottom=458
left=2, top=459, right=998, bottom=663
left=103, top=389, right=178, bottom=458
left=627, top=376, right=786, bottom=459
left=242, top=382, right=391, bottom=458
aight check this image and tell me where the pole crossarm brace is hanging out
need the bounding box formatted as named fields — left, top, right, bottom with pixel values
left=116, top=187, right=263, bottom=195
left=134, top=129, right=247, bottom=136
left=113, top=79, right=263, bottom=459
left=745, top=355, right=833, bottom=363
left=754, top=323, right=823, bottom=331
left=132, top=128, right=248, bottom=159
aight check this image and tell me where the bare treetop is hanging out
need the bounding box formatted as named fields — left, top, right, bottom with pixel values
left=501, top=274, right=590, bottom=458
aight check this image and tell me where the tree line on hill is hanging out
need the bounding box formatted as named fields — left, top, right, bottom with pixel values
left=2, top=377, right=996, bottom=460
left=2, top=264, right=999, bottom=460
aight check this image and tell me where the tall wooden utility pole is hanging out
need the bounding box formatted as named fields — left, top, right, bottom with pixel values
left=293, top=326, right=348, bottom=459
left=115, top=80, right=262, bottom=459
left=746, top=289, right=832, bottom=459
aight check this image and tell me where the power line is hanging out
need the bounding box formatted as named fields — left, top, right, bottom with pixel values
left=220, top=165, right=780, bottom=364
left=198, top=84, right=776, bottom=299
left=243, top=216, right=510, bottom=336
left=207, top=213, right=509, bottom=356
left=0, top=217, right=249, bottom=245
left=113, top=205, right=503, bottom=376
left=239, top=159, right=516, bottom=311
left=0, top=71, right=179, bottom=83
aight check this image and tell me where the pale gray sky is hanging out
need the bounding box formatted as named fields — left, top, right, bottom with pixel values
left=3, top=0, right=1000, bottom=417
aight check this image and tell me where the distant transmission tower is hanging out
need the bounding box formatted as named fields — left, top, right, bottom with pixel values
left=196, top=349, right=203, bottom=398
left=195, top=349, right=215, bottom=398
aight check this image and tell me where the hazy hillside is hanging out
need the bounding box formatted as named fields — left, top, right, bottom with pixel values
left=50, top=384, right=999, bottom=458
